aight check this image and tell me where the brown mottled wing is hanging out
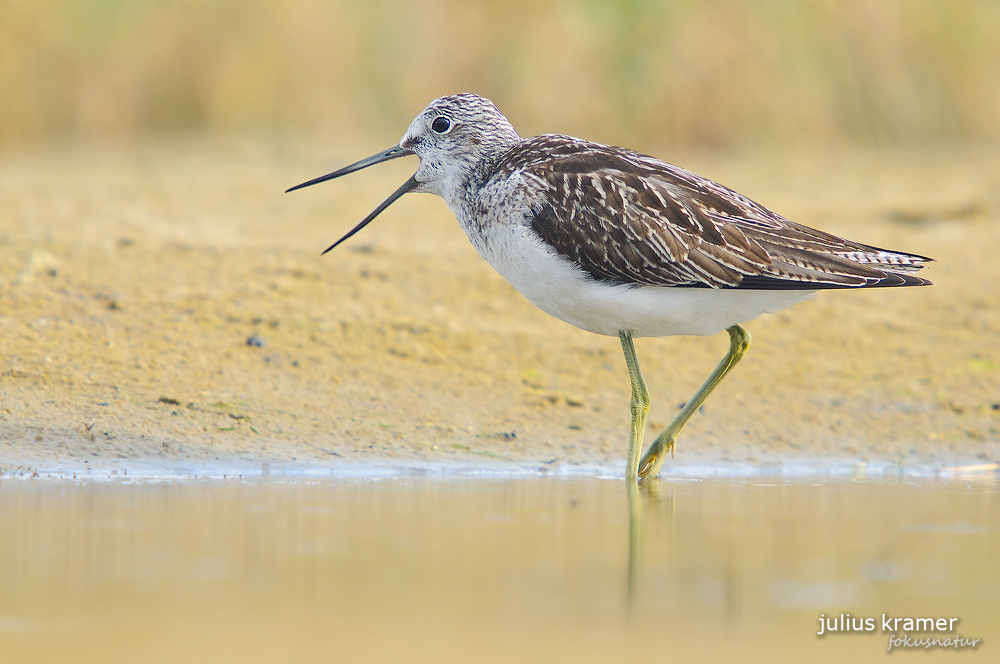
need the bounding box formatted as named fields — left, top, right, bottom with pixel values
left=512, top=136, right=932, bottom=289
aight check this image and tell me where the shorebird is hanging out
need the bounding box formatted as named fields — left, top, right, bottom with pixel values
left=287, top=93, right=931, bottom=480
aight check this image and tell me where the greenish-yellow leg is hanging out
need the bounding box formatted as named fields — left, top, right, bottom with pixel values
left=619, top=330, right=650, bottom=480
left=634, top=324, right=751, bottom=479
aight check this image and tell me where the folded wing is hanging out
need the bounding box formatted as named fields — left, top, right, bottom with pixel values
left=512, top=136, right=932, bottom=290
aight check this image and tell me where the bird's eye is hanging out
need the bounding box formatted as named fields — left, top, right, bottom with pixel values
left=431, top=116, right=452, bottom=133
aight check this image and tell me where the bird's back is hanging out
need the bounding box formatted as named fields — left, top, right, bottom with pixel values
left=488, top=134, right=932, bottom=292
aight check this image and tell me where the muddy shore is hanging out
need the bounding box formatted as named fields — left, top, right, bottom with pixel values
left=1, top=138, right=998, bottom=477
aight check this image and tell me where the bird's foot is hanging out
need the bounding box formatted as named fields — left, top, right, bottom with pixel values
left=637, top=434, right=675, bottom=480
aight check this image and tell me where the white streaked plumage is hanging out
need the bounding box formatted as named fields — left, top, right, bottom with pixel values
left=286, top=93, right=932, bottom=479
left=388, top=95, right=930, bottom=341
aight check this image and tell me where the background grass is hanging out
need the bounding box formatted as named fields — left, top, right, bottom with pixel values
left=2, top=0, right=999, bottom=149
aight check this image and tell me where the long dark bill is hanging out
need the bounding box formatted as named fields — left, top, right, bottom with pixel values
left=319, top=174, right=418, bottom=254
left=284, top=145, right=417, bottom=255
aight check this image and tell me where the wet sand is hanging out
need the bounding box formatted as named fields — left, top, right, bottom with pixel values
left=1, top=138, right=998, bottom=477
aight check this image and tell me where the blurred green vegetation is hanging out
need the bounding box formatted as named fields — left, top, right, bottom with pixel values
left=1, top=0, right=999, bottom=149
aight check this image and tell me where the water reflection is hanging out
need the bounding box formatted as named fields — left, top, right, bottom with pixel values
left=627, top=479, right=642, bottom=609
left=0, top=477, right=996, bottom=663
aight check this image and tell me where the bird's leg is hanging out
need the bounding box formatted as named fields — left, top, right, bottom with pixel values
left=637, top=325, right=751, bottom=480
left=619, top=330, right=651, bottom=480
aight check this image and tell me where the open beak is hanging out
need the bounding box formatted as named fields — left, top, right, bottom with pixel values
left=286, top=145, right=417, bottom=254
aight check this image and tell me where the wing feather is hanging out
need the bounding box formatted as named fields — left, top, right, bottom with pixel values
left=504, top=135, right=932, bottom=290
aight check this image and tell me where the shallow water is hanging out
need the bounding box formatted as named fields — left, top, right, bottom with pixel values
left=1, top=476, right=996, bottom=662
